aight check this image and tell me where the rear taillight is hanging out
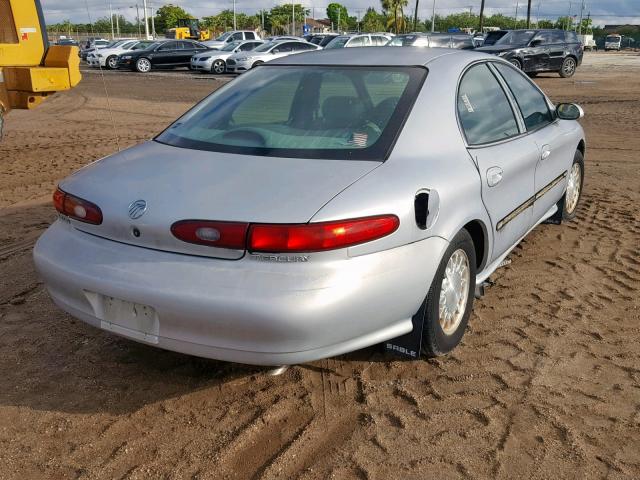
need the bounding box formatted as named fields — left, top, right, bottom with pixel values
left=53, top=187, right=103, bottom=225
left=248, top=215, right=399, bottom=253
left=170, top=220, right=249, bottom=249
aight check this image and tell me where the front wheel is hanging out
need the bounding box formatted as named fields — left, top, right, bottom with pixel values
left=559, top=57, right=577, bottom=78
left=559, top=150, right=584, bottom=221
left=135, top=57, right=152, bottom=73
left=106, top=55, right=118, bottom=70
left=251, top=61, right=264, bottom=69
left=211, top=59, right=226, bottom=74
left=510, top=58, right=522, bottom=69
left=421, top=229, right=477, bottom=357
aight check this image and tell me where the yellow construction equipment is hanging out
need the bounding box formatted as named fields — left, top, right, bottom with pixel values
left=0, top=0, right=81, bottom=137
left=166, top=19, right=211, bottom=41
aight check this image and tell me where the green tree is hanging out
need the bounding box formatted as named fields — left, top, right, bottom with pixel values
left=154, top=4, right=192, bottom=32
left=361, top=7, right=386, bottom=32
left=268, top=4, right=307, bottom=35
left=381, top=0, right=408, bottom=33
left=327, top=3, right=349, bottom=31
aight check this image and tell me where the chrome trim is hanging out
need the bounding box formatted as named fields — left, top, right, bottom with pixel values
left=496, top=171, right=567, bottom=231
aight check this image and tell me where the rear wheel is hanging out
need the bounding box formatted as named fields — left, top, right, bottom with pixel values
left=559, top=57, right=577, bottom=78
left=421, top=229, right=476, bottom=357
left=559, top=150, right=584, bottom=221
left=510, top=58, right=522, bottom=69
left=135, top=57, right=152, bottom=73
left=211, top=59, right=226, bottom=74
left=106, top=55, right=118, bottom=70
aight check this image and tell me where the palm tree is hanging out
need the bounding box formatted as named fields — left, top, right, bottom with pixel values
left=381, top=0, right=408, bottom=33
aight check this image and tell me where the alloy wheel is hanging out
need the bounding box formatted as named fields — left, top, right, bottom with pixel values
left=438, top=249, right=471, bottom=335
left=212, top=60, right=225, bottom=74
left=565, top=162, right=582, bottom=215
left=136, top=58, right=151, bottom=73
left=563, top=58, right=576, bottom=76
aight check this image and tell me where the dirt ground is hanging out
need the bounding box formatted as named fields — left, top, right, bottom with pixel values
left=0, top=52, right=639, bottom=480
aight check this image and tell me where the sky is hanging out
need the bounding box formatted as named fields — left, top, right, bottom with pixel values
left=41, top=0, right=639, bottom=27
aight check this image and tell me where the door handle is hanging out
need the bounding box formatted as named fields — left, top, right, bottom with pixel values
left=486, top=167, right=503, bottom=187
left=541, top=145, right=551, bottom=160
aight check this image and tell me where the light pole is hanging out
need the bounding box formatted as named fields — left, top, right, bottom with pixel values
left=514, top=1, right=519, bottom=29
left=233, top=0, right=237, bottom=30
left=292, top=1, right=295, bottom=36
left=142, top=0, right=150, bottom=39
left=109, top=3, right=115, bottom=38
left=431, top=0, right=436, bottom=32
left=479, top=0, right=485, bottom=32
left=131, top=5, right=141, bottom=37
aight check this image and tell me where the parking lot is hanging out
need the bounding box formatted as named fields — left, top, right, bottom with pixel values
left=0, top=51, right=639, bottom=479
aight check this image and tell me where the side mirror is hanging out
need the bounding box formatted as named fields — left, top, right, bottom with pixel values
left=556, top=103, right=584, bottom=120
left=530, top=39, right=543, bottom=47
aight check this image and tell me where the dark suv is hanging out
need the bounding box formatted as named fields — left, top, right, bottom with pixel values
left=475, top=29, right=583, bottom=77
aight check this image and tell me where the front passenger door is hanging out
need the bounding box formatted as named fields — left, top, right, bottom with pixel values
left=153, top=41, right=180, bottom=66
left=525, top=32, right=551, bottom=71
left=457, top=63, right=539, bottom=260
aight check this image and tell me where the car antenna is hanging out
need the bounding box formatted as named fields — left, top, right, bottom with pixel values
left=83, top=0, right=121, bottom=152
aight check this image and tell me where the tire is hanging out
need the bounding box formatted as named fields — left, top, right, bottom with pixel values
left=135, top=57, right=152, bottom=73
left=558, top=150, right=584, bottom=221
left=106, top=55, right=118, bottom=70
left=211, top=59, right=226, bottom=74
left=559, top=56, right=577, bottom=78
left=251, top=61, right=264, bottom=69
left=509, top=58, right=522, bottom=69
left=421, top=229, right=477, bottom=357
left=527, top=72, right=538, bottom=78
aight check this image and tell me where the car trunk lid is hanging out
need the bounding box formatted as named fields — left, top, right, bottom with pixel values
left=59, top=141, right=380, bottom=259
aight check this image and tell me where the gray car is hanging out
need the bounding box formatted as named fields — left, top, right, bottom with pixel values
left=34, top=48, right=586, bottom=366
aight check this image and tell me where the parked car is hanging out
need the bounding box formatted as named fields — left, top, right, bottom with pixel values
left=88, top=40, right=156, bottom=69
left=475, top=29, right=583, bottom=77
left=203, top=30, right=261, bottom=50
left=117, top=40, right=210, bottom=72
left=191, top=40, right=264, bottom=74
left=308, top=33, right=339, bottom=47
left=79, top=38, right=111, bottom=60
left=225, top=40, right=320, bottom=73
left=34, top=48, right=586, bottom=366
left=387, top=33, right=475, bottom=49
left=264, top=36, right=301, bottom=42
left=325, top=33, right=392, bottom=48
left=578, top=34, right=597, bottom=51
left=481, top=29, right=509, bottom=46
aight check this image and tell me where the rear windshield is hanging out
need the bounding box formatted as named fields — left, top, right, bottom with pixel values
left=156, top=65, right=426, bottom=161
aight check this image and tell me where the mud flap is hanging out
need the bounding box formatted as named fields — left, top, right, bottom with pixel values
left=383, top=301, right=425, bottom=359
left=544, top=199, right=564, bottom=225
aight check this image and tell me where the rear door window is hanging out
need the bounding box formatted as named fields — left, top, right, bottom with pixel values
left=457, top=64, right=520, bottom=145
left=245, top=32, right=256, bottom=40
left=158, top=41, right=178, bottom=51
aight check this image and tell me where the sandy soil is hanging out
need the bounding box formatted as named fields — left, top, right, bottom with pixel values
left=0, top=52, right=639, bottom=479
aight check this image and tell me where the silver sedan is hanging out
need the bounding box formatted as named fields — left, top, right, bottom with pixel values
left=34, top=48, right=585, bottom=366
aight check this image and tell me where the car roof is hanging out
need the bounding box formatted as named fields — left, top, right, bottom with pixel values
left=271, top=46, right=489, bottom=67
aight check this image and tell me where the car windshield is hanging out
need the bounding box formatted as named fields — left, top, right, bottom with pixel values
left=132, top=41, right=156, bottom=50
left=325, top=37, right=350, bottom=49
left=483, top=31, right=506, bottom=45
left=156, top=65, right=426, bottom=161
left=222, top=41, right=242, bottom=51
left=495, top=30, right=536, bottom=46
left=216, top=32, right=232, bottom=41
left=606, top=36, right=620, bottom=42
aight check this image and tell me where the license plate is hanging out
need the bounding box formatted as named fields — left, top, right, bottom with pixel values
left=99, top=295, right=159, bottom=344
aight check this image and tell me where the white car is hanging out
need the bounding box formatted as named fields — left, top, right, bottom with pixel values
left=203, top=30, right=261, bottom=50
left=87, top=40, right=155, bottom=69
left=191, top=40, right=264, bottom=74
left=325, top=33, right=393, bottom=49
left=226, top=40, right=320, bottom=73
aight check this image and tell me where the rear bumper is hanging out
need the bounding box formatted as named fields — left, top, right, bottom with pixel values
left=34, top=221, right=447, bottom=365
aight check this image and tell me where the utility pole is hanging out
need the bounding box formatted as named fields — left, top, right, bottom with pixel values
left=566, top=2, right=572, bottom=30
left=431, top=0, right=436, bottom=32
left=536, top=2, right=541, bottom=27
left=233, top=0, right=237, bottom=30
left=526, top=0, right=532, bottom=28
left=261, top=10, right=265, bottom=31
left=116, top=12, right=120, bottom=36
left=110, top=3, right=114, bottom=39
left=514, top=1, right=519, bottom=29
left=150, top=4, right=156, bottom=38
left=413, top=0, right=419, bottom=32
left=292, top=1, right=295, bottom=36
left=479, top=0, right=485, bottom=32
left=577, top=0, right=585, bottom=34
left=134, top=4, right=141, bottom=37
left=142, top=0, right=150, bottom=39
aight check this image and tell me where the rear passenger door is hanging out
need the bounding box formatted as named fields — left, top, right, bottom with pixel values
left=457, top=62, right=539, bottom=260
left=547, top=30, right=568, bottom=70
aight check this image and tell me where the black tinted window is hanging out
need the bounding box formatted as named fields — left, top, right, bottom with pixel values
left=274, top=43, right=293, bottom=53
left=231, top=32, right=243, bottom=40
left=533, top=31, right=554, bottom=44
left=158, top=41, right=178, bottom=51
left=178, top=41, right=195, bottom=50
left=549, top=30, right=566, bottom=43
left=246, top=32, right=256, bottom=40
left=495, top=63, right=553, bottom=131
left=566, top=31, right=579, bottom=43
left=458, top=64, right=519, bottom=145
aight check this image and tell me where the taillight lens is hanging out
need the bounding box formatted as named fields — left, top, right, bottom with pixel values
left=171, top=220, right=249, bottom=249
left=249, top=215, right=399, bottom=253
left=53, top=188, right=103, bottom=225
